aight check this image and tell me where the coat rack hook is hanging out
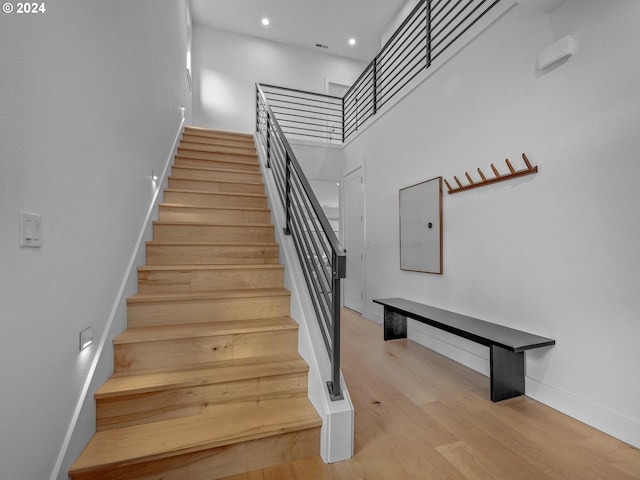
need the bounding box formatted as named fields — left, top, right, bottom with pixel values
left=465, top=172, right=475, bottom=185
left=444, top=179, right=453, bottom=193
left=445, top=153, right=539, bottom=194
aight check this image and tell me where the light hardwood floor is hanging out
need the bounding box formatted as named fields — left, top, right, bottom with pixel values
left=223, top=308, right=640, bottom=480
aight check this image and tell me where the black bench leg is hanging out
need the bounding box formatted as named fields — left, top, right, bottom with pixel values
left=384, top=308, right=407, bottom=341
left=490, top=345, right=525, bottom=402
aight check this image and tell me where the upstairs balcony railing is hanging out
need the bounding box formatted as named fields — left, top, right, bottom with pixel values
left=260, top=83, right=344, bottom=144
left=263, top=0, right=503, bottom=143
left=345, top=0, right=502, bottom=139
left=256, top=84, right=346, bottom=401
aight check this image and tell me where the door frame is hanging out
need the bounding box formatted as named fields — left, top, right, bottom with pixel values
left=341, top=164, right=366, bottom=313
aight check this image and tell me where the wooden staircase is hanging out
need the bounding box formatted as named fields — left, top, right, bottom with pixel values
left=69, top=126, right=321, bottom=480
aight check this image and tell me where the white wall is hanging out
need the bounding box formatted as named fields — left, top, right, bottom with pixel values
left=289, top=142, right=343, bottom=233
left=381, top=0, right=421, bottom=46
left=343, top=0, right=640, bottom=448
left=0, top=1, right=192, bottom=479
left=192, top=25, right=365, bottom=133
left=291, top=142, right=344, bottom=183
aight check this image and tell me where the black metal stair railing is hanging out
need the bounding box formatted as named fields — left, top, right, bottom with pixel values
left=257, top=0, right=502, bottom=143
left=251, top=0, right=504, bottom=401
left=256, top=84, right=346, bottom=401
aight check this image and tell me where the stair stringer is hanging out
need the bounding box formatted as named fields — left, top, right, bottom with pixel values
left=254, top=133, right=354, bottom=464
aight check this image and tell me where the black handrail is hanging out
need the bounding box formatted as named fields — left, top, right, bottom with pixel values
left=256, top=83, right=346, bottom=401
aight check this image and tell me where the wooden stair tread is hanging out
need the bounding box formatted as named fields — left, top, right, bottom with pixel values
left=69, top=397, right=320, bottom=475
left=176, top=151, right=259, bottom=163
left=113, top=316, right=298, bottom=344
left=127, top=287, right=290, bottom=303
left=179, top=143, right=257, bottom=155
left=153, top=221, right=274, bottom=228
left=146, top=240, right=278, bottom=246
left=180, top=138, right=256, bottom=151
left=164, top=188, right=267, bottom=198
left=169, top=174, right=264, bottom=186
left=168, top=175, right=263, bottom=186
left=180, top=139, right=255, bottom=148
left=172, top=164, right=262, bottom=176
left=138, top=264, right=283, bottom=272
left=159, top=202, right=270, bottom=212
left=184, top=126, right=254, bottom=141
left=181, top=132, right=254, bottom=144
left=96, top=353, right=308, bottom=399
left=181, top=129, right=255, bottom=145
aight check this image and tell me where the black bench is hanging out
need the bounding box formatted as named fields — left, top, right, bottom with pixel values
left=373, top=298, right=555, bottom=402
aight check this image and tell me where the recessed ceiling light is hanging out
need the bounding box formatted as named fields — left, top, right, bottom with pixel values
left=348, top=38, right=356, bottom=46
left=261, top=17, right=270, bottom=26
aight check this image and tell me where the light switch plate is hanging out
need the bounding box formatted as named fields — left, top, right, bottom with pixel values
left=19, top=212, right=42, bottom=248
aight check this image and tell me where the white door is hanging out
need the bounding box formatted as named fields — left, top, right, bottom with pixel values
left=343, top=167, right=365, bottom=313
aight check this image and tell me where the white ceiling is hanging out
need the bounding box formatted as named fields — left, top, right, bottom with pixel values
left=190, top=0, right=409, bottom=62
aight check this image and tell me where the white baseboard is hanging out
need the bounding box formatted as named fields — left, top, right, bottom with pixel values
left=526, top=377, right=640, bottom=448
left=364, top=306, right=383, bottom=325
left=408, top=322, right=490, bottom=377
left=410, top=328, right=640, bottom=448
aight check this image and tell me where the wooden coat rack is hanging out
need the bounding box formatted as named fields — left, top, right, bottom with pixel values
left=444, top=153, right=538, bottom=194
